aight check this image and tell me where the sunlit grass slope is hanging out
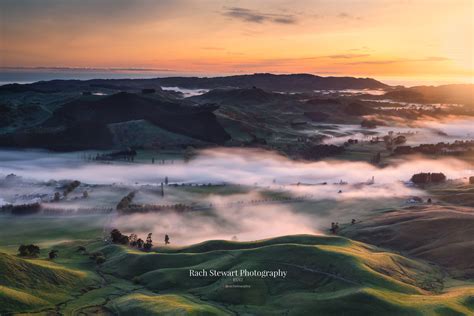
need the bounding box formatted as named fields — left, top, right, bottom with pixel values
left=0, top=252, right=96, bottom=313
left=96, top=235, right=474, bottom=315
left=109, top=293, right=231, bottom=315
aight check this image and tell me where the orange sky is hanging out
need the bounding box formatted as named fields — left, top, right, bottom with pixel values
left=1, top=0, right=473, bottom=82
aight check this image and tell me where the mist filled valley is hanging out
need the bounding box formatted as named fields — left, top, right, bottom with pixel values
left=0, top=75, right=473, bottom=315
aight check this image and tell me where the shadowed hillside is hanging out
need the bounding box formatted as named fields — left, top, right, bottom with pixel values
left=0, top=92, right=230, bottom=150
left=341, top=205, right=474, bottom=278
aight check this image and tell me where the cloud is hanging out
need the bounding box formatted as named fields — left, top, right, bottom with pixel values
left=425, top=56, right=450, bottom=61
left=200, top=47, right=225, bottom=51
left=343, top=56, right=451, bottom=65
left=328, top=54, right=370, bottom=59
left=222, top=7, right=297, bottom=25
left=337, top=12, right=362, bottom=20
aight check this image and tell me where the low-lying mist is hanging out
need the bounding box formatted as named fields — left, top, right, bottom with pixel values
left=111, top=201, right=318, bottom=246
left=322, top=117, right=474, bottom=145
left=1, top=147, right=471, bottom=246
left=0, top=148, right=471, bottom=186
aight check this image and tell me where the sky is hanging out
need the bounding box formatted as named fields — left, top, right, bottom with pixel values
left=0, top=0, right=473, bottom=83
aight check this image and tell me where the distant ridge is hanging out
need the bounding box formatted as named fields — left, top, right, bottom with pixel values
left=0, top=73, right=388, bottom=93
left=153, top=73, right=388, bottom=91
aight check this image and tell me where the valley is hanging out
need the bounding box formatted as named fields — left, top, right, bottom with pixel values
left=0, top=75, right=473, bottom=315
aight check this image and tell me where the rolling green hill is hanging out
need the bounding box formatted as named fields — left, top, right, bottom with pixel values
left=2, top=235, right=474, bottom=315
left=0, top=252, right=98, bottom=313
left=96, top=235, right=474, bottom=315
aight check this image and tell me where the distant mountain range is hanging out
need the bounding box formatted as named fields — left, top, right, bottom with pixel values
left=0, top=73, right=388, bottom=93
left=0, top=74, right=472, bottom=152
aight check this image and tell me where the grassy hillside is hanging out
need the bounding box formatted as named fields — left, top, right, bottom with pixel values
left=96, top=235, right=474, bottom=315
left=340, top=205, right=474, bottom=279
left=109, top=293, right=231, bottom=316
left=0, top=252, right=98, bottom=313
left=2, top=234, right=474, bottom=315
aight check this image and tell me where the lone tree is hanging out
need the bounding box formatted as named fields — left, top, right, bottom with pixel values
left=18, top=244, right=40, bottom=257
left=49, top=250, right=58, bottom=260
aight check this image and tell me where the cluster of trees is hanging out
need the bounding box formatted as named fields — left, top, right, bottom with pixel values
left=1, top=202, right=41, bottom=215
left=411, top=172, right=446, bottom=184
left=128, top=203, right=190, bottom=213
left=95, top=148, right=137, bottom=162
left=17, top=244, right=59, bottom=260
left=74, top=245, right=105, bottom=264
left=18, top=244, right=40, bottom=257
left=89, top=251, right=106, bottom=265
left=394, top=141, right=474, bottom=156
left=110, top=229, right=153, bottom=251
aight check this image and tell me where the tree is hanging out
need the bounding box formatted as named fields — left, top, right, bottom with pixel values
left=144, top=233, right=153, bottom=251
left=49, top=250, right=58, bottom=259
left=53, top=192, right=61, bottom=201
left=110, top=229, right=123, bottom=243
left=18, top=244, right=40, bottom=257
left=129, top=233, right=138, bottom=247
left=110, top=229, right=129, bottom=244
left=184, top=146, right=196, bottom=162
left=95, top=256, right=106, bottom=265
left=136, top=238, right=144, bottom=249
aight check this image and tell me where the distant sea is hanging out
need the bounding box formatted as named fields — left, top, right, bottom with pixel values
left=0, top=69, right=471, bottom=87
